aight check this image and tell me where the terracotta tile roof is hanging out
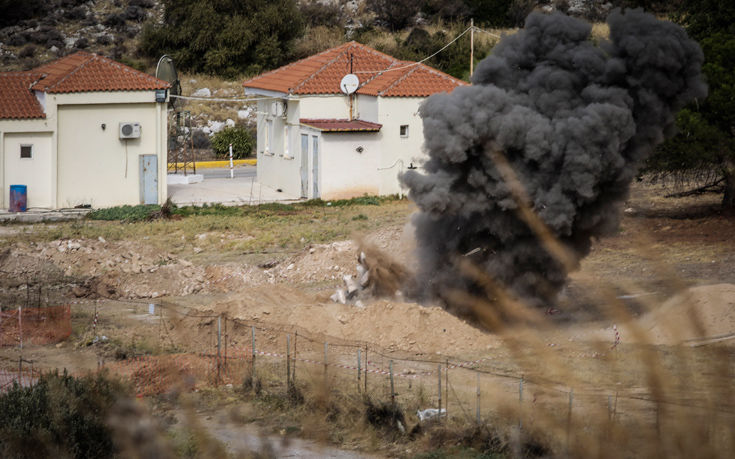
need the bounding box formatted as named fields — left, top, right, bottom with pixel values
left=244, top=41, right=466, bottom=97
left=30, top=51, right=169, bottom=94
left=300, top=118, right=382, bottom=132
left=0, top=72, right=45, bottom=119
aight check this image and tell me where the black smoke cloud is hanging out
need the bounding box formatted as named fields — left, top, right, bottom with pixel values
left=401, top=9, right=706, bottom=320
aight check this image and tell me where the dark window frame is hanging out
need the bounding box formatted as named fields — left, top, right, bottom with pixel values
left=20, top=144, right=33, bottom=159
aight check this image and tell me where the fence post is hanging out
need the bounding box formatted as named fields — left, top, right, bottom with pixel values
left=324, top=342, right=328, bottom=380
left=18, top=305, right=22, bottom=350
left=476, top=372, right=481, bottom=424
left=519, top=375, right=524, bottom=430
left=445, top=359, right=449, bottom=420
left=286, top=334, right=291, bottom=389
left=364, top=345, right=368, bottom=393
left=357, top=349, right=362, bottom=392
left=437, top=363, right=442, bottom=418
left=293, top=332, right=297, bottom=384
left=217, top=316, right=222, bottom=384
left=389, top=360, right=395, bottom=406
left=251, top=326, right=256, bottom=386
left=567, top=389, right=573, bottom=451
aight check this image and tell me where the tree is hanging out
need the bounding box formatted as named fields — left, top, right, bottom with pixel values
left=644, top=1, right=735, bottom=209
left=211, top=127, right=255, bottom=159
left=139, top=0, right=305, bottom=78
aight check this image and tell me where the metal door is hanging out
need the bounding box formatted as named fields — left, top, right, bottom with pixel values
left=312, top=136, right=319, bottom=198
left=139, top=155, right=158, bottom=204
left=300, top=134, right=309, bottom=198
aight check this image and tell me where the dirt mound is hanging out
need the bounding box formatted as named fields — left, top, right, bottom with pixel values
left=0, top=238, right=267, bottom=300
left=637, top=284, right=735, bottom=345
left=210, top=285, right=500, bottom=355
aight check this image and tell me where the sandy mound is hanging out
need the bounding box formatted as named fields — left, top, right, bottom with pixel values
left=0, top=238, right=267, bottom=299
left=211, top=285, right=500, bottom=355
left=637, top=284, right=735, bottom=345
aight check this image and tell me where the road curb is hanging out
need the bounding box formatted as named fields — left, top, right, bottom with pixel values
left=167, top=159, right=256, bottom=169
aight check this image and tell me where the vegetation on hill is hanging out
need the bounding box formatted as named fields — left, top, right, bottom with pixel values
left=644, top=0, right=735, bottom=209
left=139, top=0, right=305, bottom=78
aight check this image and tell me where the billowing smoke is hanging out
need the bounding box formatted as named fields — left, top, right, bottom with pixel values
left=401, top=9, right=706, bottom=322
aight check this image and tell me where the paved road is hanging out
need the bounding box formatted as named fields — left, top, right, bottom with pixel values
left=199, top=166, right=256, bottom=180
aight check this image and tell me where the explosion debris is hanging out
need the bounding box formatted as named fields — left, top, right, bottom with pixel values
left=401, top=9, right=707, bottom=323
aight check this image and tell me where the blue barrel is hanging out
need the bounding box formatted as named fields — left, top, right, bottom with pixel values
left=9, top=185, right=27, bottom=212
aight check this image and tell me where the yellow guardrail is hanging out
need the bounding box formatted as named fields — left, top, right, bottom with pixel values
left=167, top=159, right=256, bottom=169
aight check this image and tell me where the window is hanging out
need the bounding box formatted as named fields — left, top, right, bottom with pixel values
left=20, top=145, right=32, bottom=159
left=400, top=125, right=409, bottom=138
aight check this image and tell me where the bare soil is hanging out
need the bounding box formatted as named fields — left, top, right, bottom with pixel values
left=2, top=182, right=734, bottom=456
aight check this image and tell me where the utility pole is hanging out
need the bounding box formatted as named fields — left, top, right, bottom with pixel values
left=470, top=18, right=474, bottom=78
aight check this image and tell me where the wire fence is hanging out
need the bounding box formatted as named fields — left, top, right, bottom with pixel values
left=1, top=298, right=733, bottom=438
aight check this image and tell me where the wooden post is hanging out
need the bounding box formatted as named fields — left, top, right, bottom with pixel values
left=251, top=326, right=256, bottom=382
left=476, top=372, right=481, bottom=424
left=217, top=316, right=222, bottom=383
left=470, top=18, right=474, bottom=77
left=292, top=331, right=297, bottom=383
left=286, top=334, right=291, bottom=388
left=324, top=342, right=328, bottom=380
left=437, top=363, right=442, bottom=417
left=18, top=305, right=22, bottom=350
left=519, top=375, right=524, bottom=430
left=357, top=349, right=362, bottom=392
left=567, top=389, right=573, bottom=450
left=445, top=359, right=449, bottom=420
left=389, top=360, right=395, bottom=406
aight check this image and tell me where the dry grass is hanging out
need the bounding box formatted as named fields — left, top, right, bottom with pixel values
left=0, top=200, right=414, bottom=257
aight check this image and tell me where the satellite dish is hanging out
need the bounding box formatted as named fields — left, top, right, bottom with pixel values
left=340, top=74, right=359, bottom=95
left=156, top=55, right=181, bottom=107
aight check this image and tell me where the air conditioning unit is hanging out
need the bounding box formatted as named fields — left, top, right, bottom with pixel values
left=119, top=122, right=141, bottom=139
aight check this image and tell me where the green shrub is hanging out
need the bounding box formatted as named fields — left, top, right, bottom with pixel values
left=211, top=127, right=255, bottom=159
left=0, top=370, right=129, bottom=459
left=87, top=204, right=161, bottom=222
left=139, top=0, right=305, bottom=77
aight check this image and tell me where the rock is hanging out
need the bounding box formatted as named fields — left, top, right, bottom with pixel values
left=192, top=87, right=211, bottom=97
left=237, top=109, right=251, bottom=119
left=286, top=263, right=295, bottom=270
left=98, top=236, right=106, bottom=243
left=624, top=207, right=636, bottom=214
left=208, top=120, right=225, bottom=134
left=343, top=274, right=359, bottom=298
left=225, top=118, right=235, bottom=128
left=330, top=289, right=347, bottom=304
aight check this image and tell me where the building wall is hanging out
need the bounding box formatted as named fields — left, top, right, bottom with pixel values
left=0, top=91, right=167, bottom=210
left=355, top=95, right=379, bottom=123
left=2, top=131, right=53, bottom=208
left=320, top=132, right=381, bottom=200
left=56, top=101, right=163, bottom=208
left=299, top=96, right=351, bottom=120
left=255, top=98, right=303, bottom=197
left=254, top=94, right=429, bottom=200
left=0, top=118, right=55, bottom=208
left=376, top=97, right=426, bottom=196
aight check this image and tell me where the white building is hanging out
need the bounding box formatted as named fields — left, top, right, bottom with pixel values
left=243, top=41, right=466, bottom=200
left=0, top=51, right=169, bottom=210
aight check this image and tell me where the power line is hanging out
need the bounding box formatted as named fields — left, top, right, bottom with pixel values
left=353, top=25, right=474, bottom=75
